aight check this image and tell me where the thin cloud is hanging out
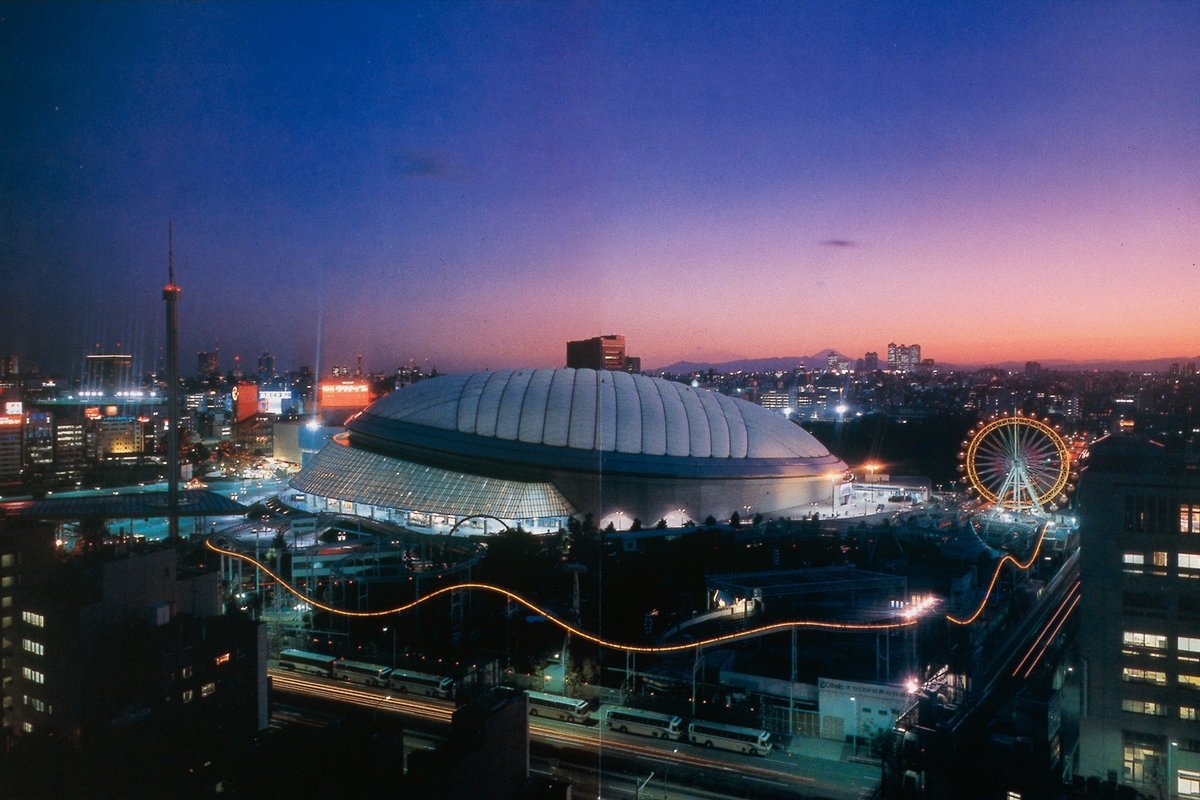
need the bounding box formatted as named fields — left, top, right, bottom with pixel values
left=394, top=150, right=454, bottom=178
left=819, top=239, right=857, bottom=248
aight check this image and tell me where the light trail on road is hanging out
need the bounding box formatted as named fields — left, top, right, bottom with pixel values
left=271, top=671, right=820, bottom=790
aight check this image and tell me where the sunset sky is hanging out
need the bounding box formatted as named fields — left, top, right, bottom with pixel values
left=2, top=2, right=1197, bottom=378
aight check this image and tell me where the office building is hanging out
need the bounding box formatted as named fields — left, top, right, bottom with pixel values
left=1077, top=435, right=1200, bottom=798
left=0, top=523, right=57, bottom=737
left=82, top=353, right=133, bottom=395
left=566, top=334, right=638, bottom=372
left=887, top=343, right=921, bottom=373
left=10, top=543, right=267, bottom=793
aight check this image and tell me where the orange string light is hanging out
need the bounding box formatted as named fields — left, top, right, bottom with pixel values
left=207, top=520, right=1048, bottom=651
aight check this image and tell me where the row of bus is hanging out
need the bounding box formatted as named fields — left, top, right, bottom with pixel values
left=277, top=649, right=454, bottom=698
left=525, top=691, right=773, bottom=757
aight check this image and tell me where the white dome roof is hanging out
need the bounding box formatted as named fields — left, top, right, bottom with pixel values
left=358, top=368, right=831, bottom=461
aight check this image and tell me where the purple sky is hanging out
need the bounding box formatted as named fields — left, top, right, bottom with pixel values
left=2, top=2, right=1197, bottom=379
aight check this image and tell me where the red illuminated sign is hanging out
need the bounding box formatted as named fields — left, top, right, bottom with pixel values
left=318, top=381, right=372, bottom=409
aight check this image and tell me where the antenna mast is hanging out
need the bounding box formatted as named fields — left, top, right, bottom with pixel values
left=163, top=223, right=182, bottom=538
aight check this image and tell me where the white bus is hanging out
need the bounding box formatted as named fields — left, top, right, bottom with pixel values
left=687, top=720, right=773, bottom=756
left=389, top=668, right=455, bottom=699
left=525, top=690, right=591, bottom=723
left=332, top=659, right=391, bottom=687
left=278, top=649, right=336, bottom=677
left=604, top=707, right=683, bottom=739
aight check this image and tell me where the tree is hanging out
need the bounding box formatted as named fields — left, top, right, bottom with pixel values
left=655, top=518, right=669, bottom=530
left=630, top=517, right=643, bottom=531
left=729, top=511, right=741, bottom=528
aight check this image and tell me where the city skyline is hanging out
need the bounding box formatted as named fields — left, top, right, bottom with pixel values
left=2, top=2, right=1197, bottom=376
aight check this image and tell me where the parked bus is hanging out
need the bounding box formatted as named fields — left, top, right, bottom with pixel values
left=687, top=719, right=773, bottom=756
left=332, top=659, right=392, bottom=687
left=525, top=691, right=591, bottom=723
left=389, top=668, right=455, bottom=699
left=604, top=707, right=682, bottom=740
left=278, top=649, right=336, bottom=677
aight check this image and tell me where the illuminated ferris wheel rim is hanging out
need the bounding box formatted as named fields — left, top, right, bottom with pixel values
left=963, top=415, right=1071, bottom=510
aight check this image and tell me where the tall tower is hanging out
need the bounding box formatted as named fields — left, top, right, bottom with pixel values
left=163, top=225, right=182, bottom=539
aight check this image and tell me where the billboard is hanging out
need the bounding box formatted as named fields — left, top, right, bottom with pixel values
left=318, top=381, right=372, bottom=409
left=231, top=382, right=259, bottom=422
left=258, top=389, right=294, bottom=415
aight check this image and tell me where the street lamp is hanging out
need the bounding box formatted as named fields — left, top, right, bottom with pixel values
left=383, top=626, right=396, bottom=668
left=635, top=771, right=655, bottom=799
left=1168, top=740, right=1177, bottom=800
left=850, top=695, right=860, bottom=756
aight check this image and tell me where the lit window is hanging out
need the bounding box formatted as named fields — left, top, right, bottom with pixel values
left=21, top=666, right=44, bottom=684
left=181, top=666, right=193, bottom=680
left=1182, top=505, right=1200, bottom=534
left=21, top=722, right=33, bottom=734
left=182, top=689, right=194, bottom=704
left=1125, top=631, right=1168, bottom=651
left=1180, top=770, right=1200, bottom=798
left=1154, top=551, right=1169, bottom=568
left=1182, top=554, right=1200, bottom=571
left=1182, top=706, right=1198, bottom=720
left=21, top=639, right=43, bottom=656
left=1124, top=553, right=1146, bottom=565
left=1122, top=699, right=1168, bottom=716
left=1123, top=667, right=1167, bottom=685
left=1181, top=637, right=1200, bottom=653
left=1182, top=675, right=1200, bottom=690
left=21, top=611, right=44, bottom=628
left=200, top=682, right=216, bottom=698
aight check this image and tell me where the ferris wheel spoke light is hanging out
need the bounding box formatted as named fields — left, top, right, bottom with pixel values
left=962, top=416, right=1071, bottom=514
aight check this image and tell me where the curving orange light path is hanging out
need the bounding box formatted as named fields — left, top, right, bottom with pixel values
left=206, top=523, right=1047, bottom=652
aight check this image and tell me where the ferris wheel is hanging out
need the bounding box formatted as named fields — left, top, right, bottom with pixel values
left=960, top=415, right=1072, bottom=513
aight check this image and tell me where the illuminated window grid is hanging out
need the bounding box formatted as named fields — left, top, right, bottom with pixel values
left=1122, top=698, right=1168, bottom=716
left=1183, top=504, right=1200, bottom=534
left=1179, top=769, right=1200, bottom=799
left=1124, top=631, right=1168, bottom=657
left=1122, top=667, right=1167, bottom=686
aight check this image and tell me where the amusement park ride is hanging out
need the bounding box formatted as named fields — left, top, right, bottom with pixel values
left=959, top=413, right=1074, bottom=517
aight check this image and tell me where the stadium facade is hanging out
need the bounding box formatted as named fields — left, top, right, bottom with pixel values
left=290, top=368, right=847, bottom=533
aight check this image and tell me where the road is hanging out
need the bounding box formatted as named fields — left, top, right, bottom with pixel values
left=271, top=670, right=878, bottom=800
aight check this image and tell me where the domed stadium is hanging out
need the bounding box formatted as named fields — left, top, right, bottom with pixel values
left=291, top=368, right=846, bottom=533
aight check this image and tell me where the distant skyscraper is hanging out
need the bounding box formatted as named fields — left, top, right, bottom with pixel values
left=257, top=351, right=276, bottom=383
left=1077, top=435, right=1200, bottom=798
left=886, top=343, right=921, bottom=372
left=566, top=335, right=637, bottom=372
left=197, top=349, right=220, bottom=380
left=82, top=353, right=133, bottom=394
left=863, top=351, right=879, bottom=372
left=0, top=355, right=18, bottom=378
